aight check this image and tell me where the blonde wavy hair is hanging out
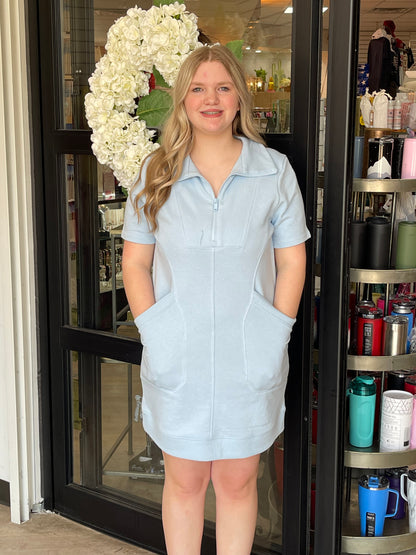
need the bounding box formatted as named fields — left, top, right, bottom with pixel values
left=134, top=44, right=265, bottom=230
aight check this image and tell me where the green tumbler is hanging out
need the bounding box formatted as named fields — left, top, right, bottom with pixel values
left=395, top=222, right=416, bottom=269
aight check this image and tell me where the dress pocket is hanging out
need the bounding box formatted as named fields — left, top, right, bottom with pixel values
left=135, top=292, right=186, bottom=391
left=244, top=291, right=295, bottom=392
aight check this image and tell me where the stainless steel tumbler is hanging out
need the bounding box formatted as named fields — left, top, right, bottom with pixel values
left=382, top=315, right=409, bottom=355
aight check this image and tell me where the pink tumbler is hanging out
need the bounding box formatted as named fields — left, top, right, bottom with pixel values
left=401, top=138, right=416, bottom=179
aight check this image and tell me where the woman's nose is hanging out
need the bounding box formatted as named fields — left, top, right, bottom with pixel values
left=205, top=89, right=219, bottom=103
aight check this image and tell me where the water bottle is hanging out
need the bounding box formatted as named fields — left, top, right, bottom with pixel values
left=348, top=376, right=376, bottom=448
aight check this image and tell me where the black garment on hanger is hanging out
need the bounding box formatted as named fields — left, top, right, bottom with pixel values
left=367, top=36, right=396, bottom=95
left=407, top=47, right=414, bottom=69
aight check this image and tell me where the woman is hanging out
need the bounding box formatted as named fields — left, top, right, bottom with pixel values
left=122, top=45, right=310, bottom=555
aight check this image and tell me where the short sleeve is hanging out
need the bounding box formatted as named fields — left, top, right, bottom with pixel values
left=271, top=156, right=311, bottom=248
left=121, top=168, right=156, bottom=245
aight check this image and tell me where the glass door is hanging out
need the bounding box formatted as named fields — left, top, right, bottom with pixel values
left=30, top=0, right=326, bottom=552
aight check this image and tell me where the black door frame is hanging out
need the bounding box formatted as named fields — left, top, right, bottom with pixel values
left=314, top=0, right=359, bottom=553
left=27, top=0, right=357, bottom=552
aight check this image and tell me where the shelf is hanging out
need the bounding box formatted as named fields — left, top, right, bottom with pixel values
left=347, top=353, right=416, bottom=372
left=344, top=445, right=416, bottom=469
left=350, top=268, right=416, bottom=284
left=342, top=533, right=416, bottom=554
left=342, top=482, right=416, bottom=553
left=353, top=178, right=416, bottom=193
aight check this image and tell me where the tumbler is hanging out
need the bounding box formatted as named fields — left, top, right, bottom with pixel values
left=391, top=301, right=415, bottom=352
left=367, top=137, right=394, bottom=179
left=348, top=376, right=376, bottom=448
left=395, top=222, right=416, bottom=269
left=401, top=469, right=416, bottom=532
left=356, top=307, right=383, bottom=356
left=382, top=315, right=409, bottom=355
left=380, top=390, right=413, bottom=452
left=401, top=137, right=416, bottom=179
left=366, top=216, right=391, bottom=269
left=350, top=221, right=367, bottom=268
left=392, top=137, right=405, bottom=178
left=353, top=136, right=365, bottom=178
left=386, top=468, right=407, bottom=519
left=358, top=475, right=399, bottom=536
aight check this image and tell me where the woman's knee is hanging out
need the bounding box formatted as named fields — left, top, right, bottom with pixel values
left=163, top=453, right=211, bottom=498
left=211, top=456, right=260, bottom=500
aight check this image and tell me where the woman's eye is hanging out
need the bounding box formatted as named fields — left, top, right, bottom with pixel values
left=191, top=87, right=203, bottom=92
left=219, top=86, right=230, bottom=92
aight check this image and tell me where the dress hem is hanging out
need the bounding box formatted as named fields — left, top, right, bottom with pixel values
left=143, top=419, right=284, bottom=462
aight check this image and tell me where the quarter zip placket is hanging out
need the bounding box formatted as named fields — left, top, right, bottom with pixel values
left=211, top=198, right=219, bottom=242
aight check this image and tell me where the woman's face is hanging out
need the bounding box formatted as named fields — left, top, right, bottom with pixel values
left=184, top=61, right=240, bottom=140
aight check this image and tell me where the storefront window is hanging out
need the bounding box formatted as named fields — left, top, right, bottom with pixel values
left=61, top=0, right=293, bottom=133
left=65, top=153, right=133, bottom=335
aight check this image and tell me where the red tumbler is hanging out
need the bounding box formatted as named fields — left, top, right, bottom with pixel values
left=357, top=307, right=383, bottom=356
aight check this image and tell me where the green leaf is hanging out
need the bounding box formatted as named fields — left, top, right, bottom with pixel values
left=153, top=0, right=184, bottom=5
left=152, top=67, right=170, bottom=89
left=136, top=89, right=172, bottom=128
left=226, top=40, right=243, bottom=60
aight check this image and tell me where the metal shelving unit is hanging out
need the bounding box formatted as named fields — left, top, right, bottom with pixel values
left=343, top=176, right=416, bottom=553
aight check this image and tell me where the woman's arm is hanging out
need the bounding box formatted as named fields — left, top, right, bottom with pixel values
left=273, top=243, right=307, bottom=319
left=122, top=240, right=155, bottom=319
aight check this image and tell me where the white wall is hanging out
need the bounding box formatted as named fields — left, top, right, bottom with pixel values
left=0, top=0, right=41, bottom=523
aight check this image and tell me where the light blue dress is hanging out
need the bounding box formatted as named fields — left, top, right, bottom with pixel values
left=122, top=137, right=310, bottom=461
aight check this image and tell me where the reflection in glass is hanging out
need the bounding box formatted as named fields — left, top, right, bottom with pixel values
left=100, top=353, right=283, bottom=548
left=62, top=0, right=293, bottom=133
left=65, top=153, right=136, bottom=336
left=72, top=351, right=284, bottom=548
left=71, top=351, right=81, bottom=484
left=100, top=358, right=164, bottom=506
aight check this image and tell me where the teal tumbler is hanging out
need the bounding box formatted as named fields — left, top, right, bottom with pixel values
left=348, top=376, right=377, bottom=448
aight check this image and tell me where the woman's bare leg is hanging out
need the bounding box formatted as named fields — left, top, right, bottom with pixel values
left=162, top=452, right=211, bottom=555
left=211, top=455, right=260, bottom=555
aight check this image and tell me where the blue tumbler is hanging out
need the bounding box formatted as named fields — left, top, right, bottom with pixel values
left=358, top=475, right=399, bottom=536
left=348, top=376, right=376, bottom=448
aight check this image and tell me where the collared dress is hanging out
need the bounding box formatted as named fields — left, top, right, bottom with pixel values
left=122, top=136, right=311, bottom=461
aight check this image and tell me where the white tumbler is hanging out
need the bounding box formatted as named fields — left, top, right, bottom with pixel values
left=410, top=396, right=416, bottom=450
left=401, top=469, right=416, bottom=532
left=380, top=390, right=413, bottom=452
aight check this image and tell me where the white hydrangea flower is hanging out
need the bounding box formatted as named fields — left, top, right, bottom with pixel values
left=84, top=3, right=201, bottom=189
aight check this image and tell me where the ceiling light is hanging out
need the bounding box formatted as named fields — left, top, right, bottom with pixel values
left=285, top=6, right=328, bottom=14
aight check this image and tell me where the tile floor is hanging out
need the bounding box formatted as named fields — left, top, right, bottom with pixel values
left=0, top=503, right=156, bottom=554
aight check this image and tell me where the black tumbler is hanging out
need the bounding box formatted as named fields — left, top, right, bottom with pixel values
left=366, top=216, right=391, bottom=269
left=392, top=137, right=405, bottom=179
left=367, top=137, right=394, bottom=179
left=350, top=221, right=367, bottom=268
left=387, top=370, right=414, bottom=391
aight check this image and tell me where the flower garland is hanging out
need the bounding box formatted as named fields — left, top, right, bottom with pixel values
left=85, top=2, right=201, bottom=190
